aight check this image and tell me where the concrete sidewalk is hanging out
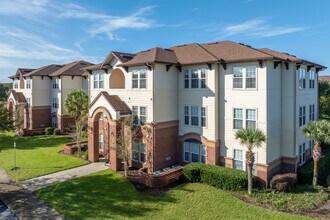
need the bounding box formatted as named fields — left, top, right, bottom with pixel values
left=0, top=167, right=64, bottom=220
left=21, top=162, right=107, bottom=191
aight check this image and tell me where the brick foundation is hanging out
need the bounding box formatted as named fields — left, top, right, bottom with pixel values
left=58, top=115, right=75, bottom=132
left=30, top=106, right=51, bottom=129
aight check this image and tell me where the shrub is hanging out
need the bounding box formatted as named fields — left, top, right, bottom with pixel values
left=182, top=162, right=205, bottom=182
left=270, top=173, right=297, bottom=191
left=82, top=150, right=88, bottom=160
left=45, top=127, right=54, bottom=135
left=298, top=146, right=330, bottom=184
left=183, top=163, right=254, bottom=191
left=326, top=174, right=330, bottom=187
left=53, top=128, right=61, bottom=135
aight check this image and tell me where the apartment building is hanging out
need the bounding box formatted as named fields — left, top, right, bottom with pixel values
left=8, top=61, right=93, bottom=132
left=86, top=40, right=325, bottom=185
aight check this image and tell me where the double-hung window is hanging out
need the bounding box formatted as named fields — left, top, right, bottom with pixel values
left=309, top=104, right=315, bottom=121
left=233, top=149, right=244, bottom=170
left=184, top=68, right=207, bottom=89
left=93, top=72, right=104, bottom=89
left=99, top=134, right=104, bottom=150
left=132, top=106, right=147, bottom=126
left=26, top=78, right=31, bottom=89
left=233, top=67, right=243, bottom=88
left=245, top=66, right=256, bottom=88
left=52, top=78, right=59, bottom=89
left=299, top=106, right=306, bottom=127
left=184, top=106, right=206, bottom=127
left=132, top=141, right=146, bottom=162
left=246, top=109, right=256, bottom=129
left=233, top=66, right=257, bottom=89
left=14, top=80, right=18, bottom=89
left=52, top=97, right=58, bottom=109
left=309, top=140, right=315, bottom=158
left=233, top=108, right=243, bottom=129
left=26, top=98, right=31, bottom=108
left=52, top=116, right=58, bottom=128
left=183, top=140, right=206, bottom=163
left=299, top=143, right=306, bottom=165
left=309, top=70, right=315, bottom=89
left=191, top=107, right=199, bottom=126
left=298, top=68, right=306, bottom=89
left=132, top=69, right=147, bottom=89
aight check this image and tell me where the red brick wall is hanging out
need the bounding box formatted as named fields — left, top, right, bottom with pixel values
left=30, top=106, right=51, bottom=129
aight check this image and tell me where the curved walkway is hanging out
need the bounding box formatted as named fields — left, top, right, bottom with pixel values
left=21, top=162, right=107, bottom=191
left=0, top=162, right=107, bottom=219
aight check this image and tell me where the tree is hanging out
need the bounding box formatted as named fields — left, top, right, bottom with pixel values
left=235, top=128, right=266, bottom=194
left=303, top=120, right=330, bottom=188
left=0, top=101, right=14, bottom=132
left=64, top=90, right=89, bottom=157
left=0, top=83, right=11, bottom=101
left=112, top=117, right=138, bottom=177
left=319, top=80, right=330, bottom=120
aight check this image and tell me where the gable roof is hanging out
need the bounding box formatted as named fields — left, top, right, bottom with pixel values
left=9, top=68, right=36, bottom=79
left=89, top=91, right=131, bottom=116
left=9, top=90, right=26, bottom=103
left=112, top=51, right=135, bottom=63
left=25, top=64, right=64, bottom=77
left=120, top=47, right=178, bottom=67
left=49, top=61, right=94, bottom=77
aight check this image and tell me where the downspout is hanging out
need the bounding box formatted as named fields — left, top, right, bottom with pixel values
left=152, top=65, right=155, bottom=173
left=60, top=76, right=63, bottom=130
left=293, top=64, right=297, bottom=173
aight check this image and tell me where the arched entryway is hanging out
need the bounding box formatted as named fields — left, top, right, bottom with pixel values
left=88, top=107, right=123, bottom=171
left=110, top=69, right=125, bottom=89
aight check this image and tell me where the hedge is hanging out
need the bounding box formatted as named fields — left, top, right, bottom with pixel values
left=183, top=163, right=255, bottom=191
left=45, top=127, right=54, bottom=135
left=298, top=146, right=330, bottom=184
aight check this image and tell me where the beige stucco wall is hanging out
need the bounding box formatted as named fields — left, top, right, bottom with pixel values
left=89, top=58, right=154, bottom=122
left=32, top=76, right=51, bottom=106
left=219, top=62, right=267, bottom=165
left=178, top=64, right=218, bottom=141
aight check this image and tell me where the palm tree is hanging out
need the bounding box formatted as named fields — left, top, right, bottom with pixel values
left=235, top=128, right=266, bottom=194
left=64, top=90, right=89, bottom=157
left=303, top=120, right=330, bottom=188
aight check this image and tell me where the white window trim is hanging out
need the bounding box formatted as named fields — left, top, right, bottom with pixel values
left=132, top=105, right=147, bottom=126
left=183, top=105, right=207, bottom=128
left=183, top=68, right=208, bottom=89
left=183, top=141, right=206, bottom=163
left=232, top=107, right=258, bottom=130
left=309, top=70, right=316, bottom=89
left=232, top=65, right=258, bottom=90
left=299, top=143, right=307, bottom=165
left=309, top=104, right=315, bottom=121
left=298, top=67, right=306, bottom=90
left=93, top=72, right=104, bottom=89
left=132, top=141, right=146, bottom=163
left=131, top=69, right=147, bottom=89
left=299, top=105, right=306, bottom=127
left=26, top=78, right=31, bottom=89
left=233, top=149, right=258, bottom=174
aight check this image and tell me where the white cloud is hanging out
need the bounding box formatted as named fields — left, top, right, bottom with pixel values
left=0, top=26, right=100, bottom=69
left=221, top=18, right=307, bottom=38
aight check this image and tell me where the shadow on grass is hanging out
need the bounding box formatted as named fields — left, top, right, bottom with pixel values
left=35, top=171, right=177, bottom=219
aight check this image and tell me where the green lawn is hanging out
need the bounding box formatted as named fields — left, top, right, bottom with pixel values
left=35, top=170, right=312, bottom=220
left=0, top=132, right=89, bottom=181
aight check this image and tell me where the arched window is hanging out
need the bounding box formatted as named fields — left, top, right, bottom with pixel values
left=183, top=139, right=206, bottom=163
left=19, top=78, right=25, bottom=89
left=110, top=69, right=125, bottom=89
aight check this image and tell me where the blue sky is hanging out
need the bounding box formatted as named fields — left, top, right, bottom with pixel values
left=0, top=0, right=329, bottom=82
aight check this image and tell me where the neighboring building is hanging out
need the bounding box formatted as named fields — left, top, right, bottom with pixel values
left=49, top=61, right=92, bottom=131
left=8, top=61, right=93, bottom=132
left=319, top=75, right=330, bottom=82
left=86, top=40, right=326, bottom=186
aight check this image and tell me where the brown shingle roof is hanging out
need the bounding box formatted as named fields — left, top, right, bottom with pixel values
left=258, top=48, right=302, bottom=62
left=83, top=63, right=103, bottom=71
left=112, top=52, right=135, bottom=63
left=120, top=47, right=178, bottom=67
left=9, top=68, right=35, bottom=79
left=25, top=64, right=64, bottom=77
left=49, top=61, right=94, bottom=77
left=319, top=76, right=330, bottom=82
left=200, top=41, right=275, bottom=62
left=89, top=91, right=131, bottom=115
left=171, top=43, right=218, bottom=65
left=10, top=90, right=26, bottom=103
